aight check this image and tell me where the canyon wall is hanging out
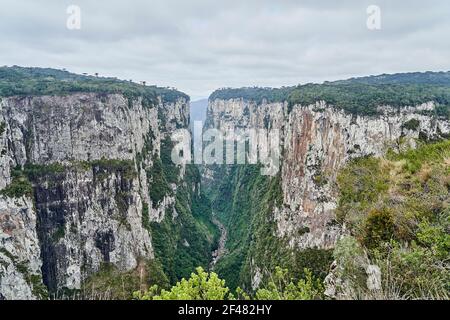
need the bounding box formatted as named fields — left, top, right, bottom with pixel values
left=0, top=92, right=203, bottom=299
left=205, top=97, right=450, bottom=288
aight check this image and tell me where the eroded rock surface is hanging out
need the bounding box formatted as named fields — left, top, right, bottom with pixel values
left=0, top=93, right=190, bottom=299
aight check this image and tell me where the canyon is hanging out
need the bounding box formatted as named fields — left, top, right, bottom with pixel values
left=0, top=67, right=449, bottom=299
left=202, top=96, right=449, bottom=291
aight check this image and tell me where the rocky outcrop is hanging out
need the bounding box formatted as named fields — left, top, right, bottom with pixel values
left=205, top=98, right=450, bottom=251
left=0, top=196, right=42, bottom=299
left=0, top=92, right=190, bottom=299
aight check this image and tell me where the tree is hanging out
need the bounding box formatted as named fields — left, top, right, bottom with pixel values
left=134, top=267, right=230, bottom=300
left=255, top=267, right=324, bottom=300
left=134, top=266, right=323, bottom=300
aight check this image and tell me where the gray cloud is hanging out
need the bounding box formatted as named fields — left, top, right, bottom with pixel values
left=0, top=0, right=449, bottom=99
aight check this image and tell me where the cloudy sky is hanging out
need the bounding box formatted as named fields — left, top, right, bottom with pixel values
left=0, top=0, right=449, bottom=99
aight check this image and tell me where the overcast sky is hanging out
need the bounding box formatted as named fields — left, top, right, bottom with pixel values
left=0, top=0, right=449, bottom=99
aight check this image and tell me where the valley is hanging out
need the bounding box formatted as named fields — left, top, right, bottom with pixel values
left=210, top=214, right=227, bottom=268
left=0, top=66, right=449, bottom=300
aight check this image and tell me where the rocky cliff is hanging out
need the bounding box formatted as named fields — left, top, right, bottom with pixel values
left=204, top=95, right=450, bottom=289
left=0, top=76, right=215, bottom=299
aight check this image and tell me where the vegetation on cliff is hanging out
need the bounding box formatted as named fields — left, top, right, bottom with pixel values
left=146, top=141, right=219, bottom=283
left=198, top=138, right=449, bottom=300
left=134, top=266, right=323, bottom=300
left=209, top=71, right=450, bottom=118
left=333, top=139, right=450, bottom=299
left=0, top=66, right=188, bottom=103
left=204, top=164, right=332, bottom=291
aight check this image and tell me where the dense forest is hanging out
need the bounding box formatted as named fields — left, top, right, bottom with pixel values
left=0, top=66, right=188, bottom=103
left=210, top=71, right=450, bottom=118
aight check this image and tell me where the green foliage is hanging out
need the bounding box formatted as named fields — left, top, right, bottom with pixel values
left=149, top=165, right=219, bottom=284
left=288, top=83, right=450, bottom=117
left=210, top=71, right=450, bottom=118
left=144, top=141, right=218, bottom=284
left=0, top=66, right=188, bottom=103
left=205, top=164, right=332, bottom=291
left=338, top=140, right=450, bottom=243
left=90, top=159, right=137, bottom=180
left=384, top=242, right=449, bottom=299
left=81, top=260, right=168, bottom=300
left=387, top=138, right=450, bottom=173
left=416, top=215, right=450, bottom=260
left=333, top=233, right=450, bottom=299
left=146, top=137, right=182, bottom=207
left=0, top=173, right=33, bottom=198
left=141, top=202, right=150, bottom=230
left=210, top=86, right=294, bottom=104
left=29, top=274, right=49, bottom=300
left=331, top=236, right=372, bottom=299
left=160, top=138, right=180, bottom=184
left=0, top=248, right=48, bottom=299
left=135, top=131, right=155, bottom=165
left=362, top=209, right=395, bottom=249
left=0, top=159, right=136, bottom=199
left=135, top=266, right=323, bottom=300
left=135, top=267, right=229, bottom=300
left=52, top=226, right=66, bottom=243
left=334, top=71, right=450, bottom=86
left=402, top=118, right=421, bottom=131
left=434, top=104, right=450, bottom=119
left=208, top=165, right=277, bottom=289
left=147, top=157, right=172, bottom=207
left=336, top=156, right=389, bottom=224
left=255, top=267, right=323, bottom=300
left=22, top=162, right=66, bottom=180
left=333, top=139, right=450, bottom=299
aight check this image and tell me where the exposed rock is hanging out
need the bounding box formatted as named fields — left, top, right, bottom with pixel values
left=206, top=98, right=449, bottom=251
left=366, top=265, right=382, bottom=291
left=0, top=196, right=42, bottom=300
left=0, top=92, right=190, bottom=299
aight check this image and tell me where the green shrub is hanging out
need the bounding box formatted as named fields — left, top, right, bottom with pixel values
left=362, top=209, right=395, bottom=249
left=336, top=157, right=389, bottom=223
left=147, top=157, right=171, bottom=207
left=255, top=267, right=324, bottom=300
left=333, top=139, right=450, bottom=299
left=134, top=267, right=230, bottom=300
left=0, top=176, right=33, bottom=198
left=141, top=202, right=150, bottom=231
left=402, top=118, right=421, bottom=131
left=134, top=266, right=322, bottom=300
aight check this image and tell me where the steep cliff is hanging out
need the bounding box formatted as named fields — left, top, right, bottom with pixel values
left=204, top=83, right=450, bottom=290
left=0, top=67, right=217, bottom=299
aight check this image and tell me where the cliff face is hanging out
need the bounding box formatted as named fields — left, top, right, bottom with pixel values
left=0, top=92, right=193, bottom=299
left=205, top=98, right=450, bottom=287
left=277, top=101, right=448, bottom=249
